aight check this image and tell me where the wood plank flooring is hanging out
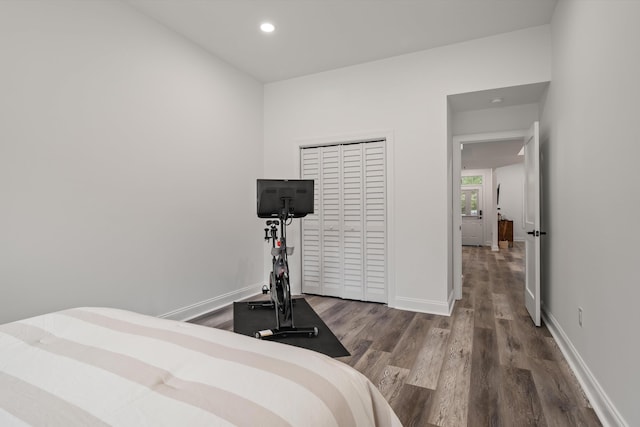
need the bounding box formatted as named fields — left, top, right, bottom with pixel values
left=193, top=243, right=601, bottom=426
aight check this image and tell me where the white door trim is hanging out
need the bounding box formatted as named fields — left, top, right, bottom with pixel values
left=293, top=129, right=396, bottom=308
left=452, top=130, right=527, bottom=300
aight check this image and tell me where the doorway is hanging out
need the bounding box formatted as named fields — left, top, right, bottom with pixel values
left=452, top=130, right=526, bottom=299
left=449, top=82, right=549, bottom=304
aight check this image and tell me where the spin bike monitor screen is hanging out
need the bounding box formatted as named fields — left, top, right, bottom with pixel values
left=256, top=179, right=314, bottom=218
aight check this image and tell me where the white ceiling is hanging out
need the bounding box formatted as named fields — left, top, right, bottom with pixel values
left=454, top=82, right=549, bottom=169
left=449, top=82, right=550, bottom=113
left=462, top=139, right=524, bottom=170
left=126, top=0, right=557, bottom=83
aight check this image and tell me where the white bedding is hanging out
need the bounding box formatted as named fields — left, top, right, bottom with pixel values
left=0, top=307, right=401, bottom=426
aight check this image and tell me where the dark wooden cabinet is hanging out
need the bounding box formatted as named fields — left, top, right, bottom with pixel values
left=498, top=220, right=514, bottom=247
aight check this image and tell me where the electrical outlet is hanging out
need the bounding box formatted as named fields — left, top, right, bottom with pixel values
left=578, top=307, right=583, bottom=327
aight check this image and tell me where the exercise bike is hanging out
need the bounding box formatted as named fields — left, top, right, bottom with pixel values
left=248, top=179, right=319, bottom=340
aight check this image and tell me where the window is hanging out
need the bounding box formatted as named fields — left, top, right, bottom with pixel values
left=461, top=175, right=482, bottom=216
left=461, top=188, right=480, bottom=216
left=461, top=175, right=483, bottom=185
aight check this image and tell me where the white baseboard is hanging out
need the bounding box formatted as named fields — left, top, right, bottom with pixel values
left=394, top=296, right=452, bottom=316
left=542, top=306, right=628, bottom=427
left=447, top=290, right=455, bottom=315
left=491, top=245, right=499, bottom=252
left=159, top=283, right=262, bottom=322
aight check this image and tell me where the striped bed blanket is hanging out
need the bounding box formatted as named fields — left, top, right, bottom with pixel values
left=0, top=307, right=401, bottom=426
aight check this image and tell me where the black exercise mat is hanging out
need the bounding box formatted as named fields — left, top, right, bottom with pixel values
left=233, top=298, right=350, bottom=358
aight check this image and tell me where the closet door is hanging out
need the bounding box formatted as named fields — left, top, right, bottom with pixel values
left=341, top=144, right=364, bottom=300
left=320, top=146, right=343, bottom=297
left=300, top=140, right=386, bottom=303
left=300, top=147, right=322, bottom=295
left=363, top=141, right=386, bottom=302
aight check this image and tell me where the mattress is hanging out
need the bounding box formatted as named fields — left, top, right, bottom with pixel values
left=0, top=307, right=401, bottom=426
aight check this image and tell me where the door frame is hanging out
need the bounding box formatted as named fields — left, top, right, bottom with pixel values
left=452, top=130, right=527, bottom=300
left=293, top=129, right=396, bottom=307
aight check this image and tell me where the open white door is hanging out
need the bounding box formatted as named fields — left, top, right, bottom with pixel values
left=524, top=121, right=541, bottom=326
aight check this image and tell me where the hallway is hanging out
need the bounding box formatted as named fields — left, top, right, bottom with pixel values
left=460, top=243, right=600, bottom=426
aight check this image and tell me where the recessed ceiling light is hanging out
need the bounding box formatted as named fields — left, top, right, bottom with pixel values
left=491, top=97, right=503, bottom=104
left=260, top=22, right=275, bottom=33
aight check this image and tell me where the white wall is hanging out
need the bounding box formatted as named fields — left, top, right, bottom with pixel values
left=0, top=1, right=265, bottom=323
left=541, top=1, right=640, bottom=425
left=495, top=163, right=525, bottom=241
left=264, top=25, right=551, bottom=314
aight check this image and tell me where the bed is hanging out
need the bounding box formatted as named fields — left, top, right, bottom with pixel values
left=0, top=307, right=401, bottom=426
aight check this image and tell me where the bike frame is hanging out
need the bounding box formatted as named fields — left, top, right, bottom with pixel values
left=248, top=198, right=318, bottom=339
left=267, top=218, right=293, bottom=329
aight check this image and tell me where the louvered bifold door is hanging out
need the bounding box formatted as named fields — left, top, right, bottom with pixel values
left=301, top=140, right=386, bottom=302
left=300, top=147, right=322, bottom=295
left=363, top=141, right=387, bottom=302
left=320, top=146, right=343, bottom=297
left=341, top=144, right=365, bottom=300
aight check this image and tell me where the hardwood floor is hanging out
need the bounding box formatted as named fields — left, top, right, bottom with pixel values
left=193, top=243, right=601, bottom=426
